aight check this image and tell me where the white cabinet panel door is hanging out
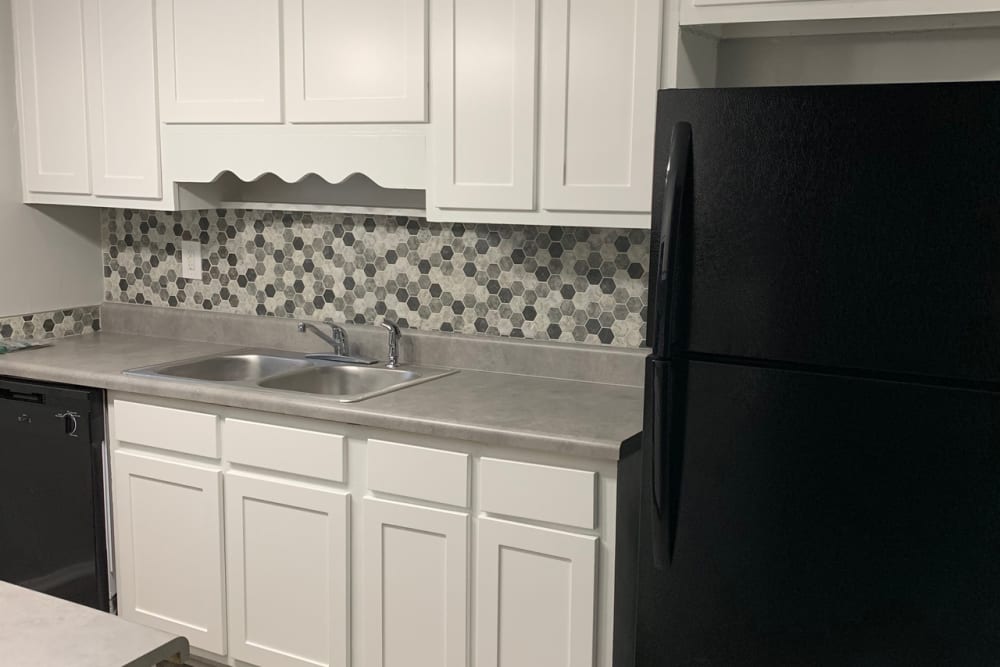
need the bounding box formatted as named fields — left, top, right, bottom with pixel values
left=155, top=0, right=282, bottom=123
left=364, top=498, right=468, bottom=667
left=112, top=451, right=226, bottom=655
left=540, top=0, right=660, bottom=212
left=83, top=0, right=161, bottom=198
left=11, top=0, right=90, bottom=194
left=430, top=0, right=538, bottom=210
left=283, top=0, right=427, bottom=123
left=476, top=517, right=598, bottom=667
left=225, top=473, right=350, bottom=667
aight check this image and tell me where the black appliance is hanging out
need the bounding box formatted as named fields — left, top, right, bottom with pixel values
left=614, top=83, right=1000, bottom=666
left=0, top=377, right=109, bottom=610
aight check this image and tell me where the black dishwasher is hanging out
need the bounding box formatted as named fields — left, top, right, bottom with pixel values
left=0, top=377, right=109, bottom=610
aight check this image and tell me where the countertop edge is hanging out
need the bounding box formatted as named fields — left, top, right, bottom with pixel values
left=0, top=345, right=633, bottom=462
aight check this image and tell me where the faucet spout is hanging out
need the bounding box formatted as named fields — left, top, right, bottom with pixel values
left=298, top=321, right=350, bottom=357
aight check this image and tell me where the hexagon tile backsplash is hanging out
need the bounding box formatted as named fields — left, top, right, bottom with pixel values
left=103, top=208, right=650, bottom=347
left=0, top=306, right=101, bottom=341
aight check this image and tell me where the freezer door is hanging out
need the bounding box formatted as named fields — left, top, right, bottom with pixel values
left=652, top=83, right=1000, bottom=383
left=634, top=360, right=1000, bottom=666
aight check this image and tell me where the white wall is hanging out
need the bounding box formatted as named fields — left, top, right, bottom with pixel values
left=716, top=26, right=1000, bottom=87
left=0, top=0, right=102, bottom=317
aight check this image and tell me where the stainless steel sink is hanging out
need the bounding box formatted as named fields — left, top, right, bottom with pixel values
left=126, top=350, right=455, bottom=402
left=149, top=353, right=313, bottom=382
left=258, top=365, right=422, bottom=396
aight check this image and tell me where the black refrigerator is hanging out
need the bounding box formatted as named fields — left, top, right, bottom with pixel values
left=614, top=82, right=1000, bottom=666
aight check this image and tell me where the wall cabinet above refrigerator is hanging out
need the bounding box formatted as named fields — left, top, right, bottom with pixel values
left=680, top=0, right=1000, bottom=29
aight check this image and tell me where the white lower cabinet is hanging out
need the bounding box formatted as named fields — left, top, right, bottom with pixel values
left=363, top=498, right=469, bottom=667
left=225, top=472, right=350, bottom=667
left=112, top=450, right=226, bottom=655
left=110, top=397, right=614, bottom=667
left=476, top=517, right=598, bottom=667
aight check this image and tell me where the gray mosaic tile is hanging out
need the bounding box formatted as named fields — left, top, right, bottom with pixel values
left=0, top=306, right=101, bottom=341
left=102, top=209, right=649, bottom=347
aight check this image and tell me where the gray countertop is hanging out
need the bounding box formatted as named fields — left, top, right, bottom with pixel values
left=0, top=582, right=188, bottom=667
left=0, top=332, right=642, bottom=460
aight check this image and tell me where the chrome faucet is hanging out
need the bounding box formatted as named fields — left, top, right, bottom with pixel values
left=296, top=321, right=377, bottom=365
left=298, top=321, right=350, bottom=356
left=380, top=320, right=401, bottom=368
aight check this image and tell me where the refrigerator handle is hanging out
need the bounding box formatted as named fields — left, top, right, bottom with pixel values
left=649, top=121, right=693, bottom=359
left=649, top=358, right=687, bottom=569
left=648, top=121, right=693, bottom=568
left=646, top=357, right=666, bottom=517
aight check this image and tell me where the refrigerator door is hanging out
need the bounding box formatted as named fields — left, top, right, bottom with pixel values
left=634, top=360, right=1000, bottom=666
left=652, top=83, right=1000, bottom=383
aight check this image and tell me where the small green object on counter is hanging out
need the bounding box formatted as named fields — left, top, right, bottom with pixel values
left=0, top=339, right=51, bottom=354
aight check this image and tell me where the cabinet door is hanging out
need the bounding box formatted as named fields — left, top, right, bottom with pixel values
left=283, top=0, right=427, bottom=123
left=476, top=517, right=598, bottom=667
left=112, top=451, right=226, bottom=655
left=430, top=0, right=538, bottom=210
left=225, top=472, right=350, bottom=667
left=155, top=0, right=281, bottom=123
left=11, top=0, right=90, bottom=194
left=83, top=0, right=161, bottom=198
left=363, top=498, right=468, bottom=667
left=540, top=0, right=660, bottom=212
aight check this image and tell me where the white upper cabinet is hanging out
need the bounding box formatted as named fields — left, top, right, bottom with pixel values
left=12, top=0, right=91, bottom=194
left=283, top=0, right=427, bottom=123
left=84, top=0, right=161, bottom=198
left=540, top=0, right=661, bottom=212
left=428, top=0, right=661, bottom=226
left=12, top=0, right=165, bottom=202
left=155, top=0, right=282, bottom=123
left=430, top=0, right=539, bottom=211
left=680, top=0, right=1000, bottom=25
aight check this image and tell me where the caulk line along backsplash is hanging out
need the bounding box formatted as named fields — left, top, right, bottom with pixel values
left=103, top=209, right=650, bottom=347
left=0, top=306, right=101, bottom=341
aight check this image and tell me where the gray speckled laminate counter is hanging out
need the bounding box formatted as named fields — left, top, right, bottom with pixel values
left=0, top=582, right=188, bottom=667
left=0, top=332, right=642, bottom=460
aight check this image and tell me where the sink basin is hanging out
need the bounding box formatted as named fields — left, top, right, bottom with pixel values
left=150, top=353, right=313, bottom=382
left=126, top=349, right=456, bottom=402
left=259, top=365, right=423, bottom=397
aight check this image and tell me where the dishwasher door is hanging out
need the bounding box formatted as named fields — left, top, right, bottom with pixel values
left=0, top=377, right=109, bottom=610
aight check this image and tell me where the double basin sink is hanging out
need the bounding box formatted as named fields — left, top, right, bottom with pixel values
left=127, top=351, right=455, bottom=403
